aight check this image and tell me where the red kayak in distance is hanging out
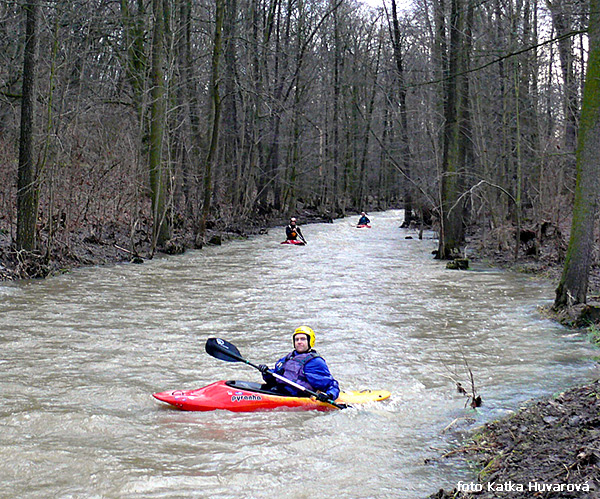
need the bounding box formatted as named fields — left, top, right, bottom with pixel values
left=280, top=239, right=306, bottom=245
left=153, top=380, right=391, bottom=412
left=356, top=224, right=371, bottom=228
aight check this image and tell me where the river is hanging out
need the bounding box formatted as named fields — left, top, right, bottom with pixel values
left=0, top=210, right=597, bottom=498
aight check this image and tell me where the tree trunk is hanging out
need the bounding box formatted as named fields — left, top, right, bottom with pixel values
left=182, top=0, right=206, bottom=232
left=332, top=0, right=341, bottom=214
left=199, top=0, right=224, bottom=239
left=17, top=0, right=40, bottom=253
left=390, top=0, right=413, bottom=225
left=254, top=0, right=279, bottom=212
left=222, top=0, right=242, bottom=211
left=120, top=0, right=147, bottom=116
left=356, top=34, right=380, bottom=210
left=175, top=0, right=195, bottom=224
left=149, top=0, right=170, bottom=249
left=265, top=0, right=285, bottom=212
left=437, top=0, right=470, bottom=259
left=554, top=0, right=600, bottom=308
left=546, top=0, right=579, bottom=166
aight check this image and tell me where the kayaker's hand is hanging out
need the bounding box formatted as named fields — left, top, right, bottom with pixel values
left=316, top=392, right=330, bottom=403
left=258, top=364, right=269, bottom=373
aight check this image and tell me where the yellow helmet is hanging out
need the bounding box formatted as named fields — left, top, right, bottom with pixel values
left=293, top=326, right=316, bottom=349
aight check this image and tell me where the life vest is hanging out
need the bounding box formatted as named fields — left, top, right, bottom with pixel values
left=286, top=225, right=298, bottom=239
left=276, top=351, right=320, bottom=391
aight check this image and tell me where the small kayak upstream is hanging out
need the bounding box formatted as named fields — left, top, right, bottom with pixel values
left=280, top=239, right=305, bottom=245
left=153, top=380, right=390, bottom=412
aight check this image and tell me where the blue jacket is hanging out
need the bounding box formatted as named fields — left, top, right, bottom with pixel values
left=263, top=350, right=340, bottom=400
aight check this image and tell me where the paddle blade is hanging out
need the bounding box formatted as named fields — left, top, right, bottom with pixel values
left=205, top=337, right=245, bottom=363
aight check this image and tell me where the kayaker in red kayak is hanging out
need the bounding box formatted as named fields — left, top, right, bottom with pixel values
left=285, top=217, right=306, bottom=243
left=358, top=212, right=370, bottom=226
left=258, top=326, right=340, bottom=402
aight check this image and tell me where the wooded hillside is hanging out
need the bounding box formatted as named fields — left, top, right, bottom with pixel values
left=0, top=0, right=596, bottom=281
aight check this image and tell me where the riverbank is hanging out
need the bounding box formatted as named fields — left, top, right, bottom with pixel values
left=426, top=227, right=600, bottom=499
left=427, top=379, right=600, bottom=499
left=0, top=209, right=335, bottom=281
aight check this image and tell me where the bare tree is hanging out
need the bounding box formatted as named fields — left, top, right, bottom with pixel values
left=199, top=0, right=224, bottom=240
left=389, top=0, right=414, bottom=225
left=437, top=0, right=473, bottom=259
left=16, top=0, right=40, bottom=253
left=149, top=0, right=171, bottom=249
left=554, top=0, right=600, bottom=308
left=546, top=0, right=579, bottom=167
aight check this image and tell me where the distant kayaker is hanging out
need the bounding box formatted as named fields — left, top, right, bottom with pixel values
left=358, top=212, right=370, bottom=226
left=259, top=326, right=340, bottom=402
left=285, top=217, right=306, bottom=242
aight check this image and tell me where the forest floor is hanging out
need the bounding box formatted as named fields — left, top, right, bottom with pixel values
left=1, top=212, right=600, bottom=498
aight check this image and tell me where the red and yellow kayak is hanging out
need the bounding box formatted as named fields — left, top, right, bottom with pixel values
left=356, top=224, right=371, bottom=228
left=280, top=239, right=305, bottom=245
left=153, top=380, right=390, bottom=412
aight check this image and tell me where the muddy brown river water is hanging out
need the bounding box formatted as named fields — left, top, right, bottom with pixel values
left=0, top=210, right=597, bottom=498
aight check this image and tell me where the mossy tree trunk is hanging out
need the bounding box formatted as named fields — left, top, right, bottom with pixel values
left=554, top=0, right=600, bottom=308
left=437, top=0, right=472, bottom=259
